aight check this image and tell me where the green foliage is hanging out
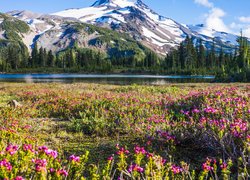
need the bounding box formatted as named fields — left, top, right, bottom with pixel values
left=0, top=13, right=29, bottom=34
left=0, top=83, right=249, bottom=179
left=0, top=13, right=29, bottom=71
left=0, top=13, right=249, bottom=82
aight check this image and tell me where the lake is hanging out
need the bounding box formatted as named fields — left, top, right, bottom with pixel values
left=0, top=74, right=215, bottom=85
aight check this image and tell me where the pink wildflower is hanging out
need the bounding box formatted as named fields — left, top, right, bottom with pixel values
left=45, top=149, right=58, bottom=159
left=32, top=159, right=47, bottom=172
left=134, top=146, right=146, bottom=154
left=0, top=159, right=12, bottom=171
left=171, top=165, right=183, bottom=174
left=69, top=155, right=80, bottom=163
left=128, top=164, right=144, bottom=173
left=13, top=176, right=25, bottom=180
left=6, top=144, right=19, bottom=155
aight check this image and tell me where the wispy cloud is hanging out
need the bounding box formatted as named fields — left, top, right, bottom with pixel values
left=239, top=16, right=250, bottom=23
left=193, top=0, right=232, bottom=33
left=230, top=22, right=250, bottom=38
left=194, top=0, right=213, bottom=8
left=205, top=7, right=230, bottom=32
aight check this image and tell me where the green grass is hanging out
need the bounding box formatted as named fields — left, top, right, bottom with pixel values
left=0, top=83, right=249, bottom=179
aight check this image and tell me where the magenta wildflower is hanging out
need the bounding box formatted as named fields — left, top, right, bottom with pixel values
left=0, top=159, right=12, bottom=171
left=50, top=168, right=55, bottom=173
left=220, top=162, right=227, bottom=170
left=38, top=145, right=48, bottom=151
left=45, top=149, right=58, bottom=159
left=202, top=158, right=213, bottom=172
left=116, top=146, right=129, bottom=155
left=32, top=159, right=47, bottom=172
left=128, top=164, right=144, bottom=173
left=13, top=176, right=25, bottom=180
left=204, top=106, right=217, bottom=114
left=69, top=155, right=80, bottom=163
left=171, top=165, right=183, bottom=174
left=230, top=119, right=248, bottom=137
left=23, top=144, right=34, bottom=152
left=107, top=155, right=114, bottom=162
left=134, top=146, right=146, bottom=154
left=6, top=144, right=19, bottom=155
left=58, top=169, right=68, bottom=177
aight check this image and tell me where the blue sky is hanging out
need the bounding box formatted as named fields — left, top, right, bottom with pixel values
left=1, top=0, right=250, bottom=37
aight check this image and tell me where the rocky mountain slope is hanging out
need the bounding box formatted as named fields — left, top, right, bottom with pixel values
left=1, top=0, right=242, bottom=57
left=53, top=0, right=239, bottom=54
left=2, top=10, right=150, bottom=61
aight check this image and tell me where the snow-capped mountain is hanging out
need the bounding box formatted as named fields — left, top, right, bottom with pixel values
left=52, top=0, right=239, bottom=54
left=52, top=0, right=190, bottom=54
left=3, top=0, right=241, bottom=56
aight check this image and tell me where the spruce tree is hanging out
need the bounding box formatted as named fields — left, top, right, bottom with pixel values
left=47, top=50, right=54, bottom=67
left=31, top=42, right=38, bottom=67
left=198, top=39, right=206, bottom=68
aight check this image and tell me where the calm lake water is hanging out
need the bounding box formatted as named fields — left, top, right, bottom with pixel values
left=0, top=74, right=215, bottom=85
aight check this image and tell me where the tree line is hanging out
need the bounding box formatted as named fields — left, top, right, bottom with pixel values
left=0, top=35, right=249, bottom=81
left=163, top=34, right=249, bottom=81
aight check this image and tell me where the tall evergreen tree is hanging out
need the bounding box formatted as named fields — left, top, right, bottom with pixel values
left=38, top=47, right=45, bottom=67
left=31, top=42, right=38, bottom=67
left=47, top=50, right=54, bottom=67
left=197, top=39, right=206, bottom=68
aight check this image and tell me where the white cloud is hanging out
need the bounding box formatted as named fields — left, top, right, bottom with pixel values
left=244, top=27, right=250, bottom=38
left=239, top=16, right=250, bottom=23
left=205, top=7, right=230, bottom=33
left=230, top=22, right=242, bottom=29
left=193, top=0, right=229, bottom=32
left=194, top=0, right=213, bottom=8
left=229, top=22, right=250, bottom=38
left=193, top=0, right=250, bottom=38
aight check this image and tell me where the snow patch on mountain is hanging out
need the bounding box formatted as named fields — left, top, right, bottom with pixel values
left=52, top=0, right=190, bottom=53
left=117, top=8, right=131, bottom=14
left=188, top=24, right=238, bottom=45
left=5, top=0, right=241, bottom=55
left=53, top=7, right=111, bottom=21
left=142, top=27, right=169, bottom=46
left=92, top=0, right=136, bottom=8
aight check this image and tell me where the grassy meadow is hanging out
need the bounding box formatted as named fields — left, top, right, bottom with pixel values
left=0, top=83, right=249, bottom=179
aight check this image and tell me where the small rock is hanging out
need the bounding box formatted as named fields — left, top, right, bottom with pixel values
left=8, top=100, right=23, bottom=108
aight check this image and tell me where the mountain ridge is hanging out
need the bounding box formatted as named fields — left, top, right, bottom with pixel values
left=52, top=0, right=239, bottom=54
left=1, top=0, right=243, bottom=56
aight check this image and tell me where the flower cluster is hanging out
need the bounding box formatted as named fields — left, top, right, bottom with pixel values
left=116, top=145, right=130, bottom=155
left=0, top=159, right=12, bottom=171
left=171, top=165, right=183, bottom=174
left=32, top=159, right=47, bottom=172
left=6, top=144, right=18, bottom=155
left=134, top=146, right=146, bottom=154
left=202, top=158, right=214, bottom=172
left=69, top=155, right=80, bottom=163
left=38, top=146, right=58, bottom=159
left=128, top=164, right=144, bottom=173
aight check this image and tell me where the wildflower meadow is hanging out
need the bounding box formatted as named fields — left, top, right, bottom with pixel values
left=0, top=83, right=249, bottom=179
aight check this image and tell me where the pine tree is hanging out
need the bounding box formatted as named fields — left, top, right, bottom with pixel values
left=31, top=42, right=38, bottom=67
left=38, top=47, right=45, bottom=67
left=198, top=39, right=206, bottom=68
left=43, top=48, right=47, bottom=67
left=47, top=50, right=54, bottom=67
left=219, top=46, right=225, bottom=68
left=179, top=42, right=185, bottom=69
left=237, top=31, right=250, bottom=69
left=7, top=45, right=20, bottom=70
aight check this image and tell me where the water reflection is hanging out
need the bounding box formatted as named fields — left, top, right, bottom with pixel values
left=0, top=74, right=215, bottom=85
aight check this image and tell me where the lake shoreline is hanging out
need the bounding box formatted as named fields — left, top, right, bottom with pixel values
left=0, top=73, right=215, bottom=84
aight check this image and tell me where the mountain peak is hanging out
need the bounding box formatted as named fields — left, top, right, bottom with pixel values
left=92, top=0, right=142, bottom=8
left=51, top=0, right=239, bottom=55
